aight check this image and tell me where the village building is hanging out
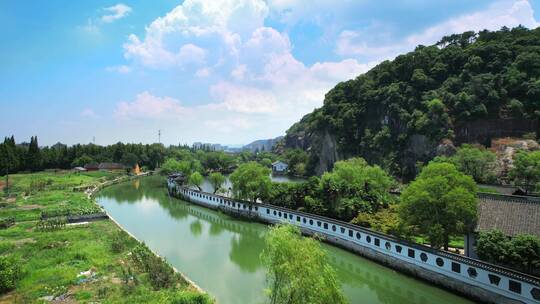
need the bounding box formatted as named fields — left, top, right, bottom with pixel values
left=465, top=193, right=540, bottom=258
left=84, top=163, right=99, bottom=171
left=98, top=163, right=126, bottom=171
left=271, top=161, right=288, bottom=174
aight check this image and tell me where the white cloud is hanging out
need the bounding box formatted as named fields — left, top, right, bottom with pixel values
left=337, top=0, right=540, bottom=61
left=210, top=82, right=279, bottom=114
left=101, top=3, right=132, bottom=23
left=105, top=65, right=132, bottom=73
left=115, top=91, right=187, bottom=120
left=81, top=108, right=97, bottom=118
left=231, top=64, right=247, bottom=80
left=123, top=0, right=269, bottom=69
left=196, top=67, right=211, bottom=77
left=178, top=44, right=207, bottom=65
left=115, top=0, right=378, bottom=143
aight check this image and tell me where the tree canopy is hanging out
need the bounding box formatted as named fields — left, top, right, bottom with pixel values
left=284, top=27, right=540, bottom=178
left=399, top=162, right=478, bottom=249
left=208, top=172, right=226, bottom=194
left=188, top=172, right=204, bottom=191
left=261, top=225, right=346, bottom=304
left=509, top=150, right=540, bottom=193
left=476, top=230, right=540, bottom=274
left=230, top=162, right=272, bottom=202
left=320, top=157, right=396, bottom=220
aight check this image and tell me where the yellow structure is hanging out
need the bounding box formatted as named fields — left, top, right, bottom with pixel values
left=133, top=163, right=141, bottom=175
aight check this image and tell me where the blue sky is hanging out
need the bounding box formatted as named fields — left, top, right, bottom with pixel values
left=1, top=0, right=539, bottom=146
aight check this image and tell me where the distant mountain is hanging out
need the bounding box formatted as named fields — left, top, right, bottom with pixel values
left=243, top=136, right=284, bottom=152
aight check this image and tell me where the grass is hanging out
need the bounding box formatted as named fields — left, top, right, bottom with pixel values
left=413, top=235, right=465, bottom=250
left=477, top=186, right=501, bottom=194
left=0, top=171, right=213, bottom=303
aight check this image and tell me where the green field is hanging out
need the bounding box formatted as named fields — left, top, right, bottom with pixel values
left=0, top=171, right=212, bottom=303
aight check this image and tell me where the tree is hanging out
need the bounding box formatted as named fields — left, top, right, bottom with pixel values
left=449, top=144, right=497, bottom=184
left=399, top=162, right=478, bottom=250
left=476, top=230, right=510, bottom=265
left=260, top=158, right=272, bottom=168
left=0, top=137, right=19, bottom=194
left=188, top=172, right=204, bottom=191
left=121, top=152, right=139, bottom=168
left=229, top=162, right=271, bottom=202
left=208, top=172, right=226, bottom=194
left=261, top=225, right=346, bottom=304
left=26, top=136, right=42, bottom=171
left=476, top=230, right=540, bottom=274
left=160, top=158, right=182, bottom=175
left=282, top=149, right=308, bottom=176
left=71, top=154, right=94, bottom=168
left=508, top=234, right=540, bottom=274
left=320, top=157, right=396, bottom=220
left=509, top=150, right=540, bottom=194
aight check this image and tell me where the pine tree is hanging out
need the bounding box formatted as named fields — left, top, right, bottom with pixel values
left=27, top=136, right=42, bottom=172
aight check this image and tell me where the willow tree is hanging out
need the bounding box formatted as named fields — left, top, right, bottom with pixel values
left=261, top=225, right=346, bottom=304
left=229, top=162, right=271, bottom=202
left=208, top=172, right=226, bottom=194
left=188, top=172, right=204, bottom=191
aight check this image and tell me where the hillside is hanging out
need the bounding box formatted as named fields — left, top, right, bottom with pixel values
left=283, top=26, right=540, bottom=179
left=243, top=136, right=283, bottom=152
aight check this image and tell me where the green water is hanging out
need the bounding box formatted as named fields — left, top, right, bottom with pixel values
left=96, top=176, right=473, bottom=304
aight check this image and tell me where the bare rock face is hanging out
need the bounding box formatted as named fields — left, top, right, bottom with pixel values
left=402, top=134, right=438, bottom=178
left=436, top=139, right=457, bottom=157
left=314, top=130, right=341, bottom=175
left=492, top=138, right=540, bottom=182
left=284, top=128, right=342, bottom=175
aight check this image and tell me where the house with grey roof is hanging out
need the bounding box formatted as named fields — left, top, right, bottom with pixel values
left=465, top=193, right=540, bottom=258
left=271, top=161, right=288, bottom=175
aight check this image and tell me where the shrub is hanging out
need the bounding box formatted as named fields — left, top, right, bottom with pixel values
left=0, top=256, right=21, bottom=293
left=35, top=217, right=67, bottom=231
left=111, top=231, right=129, bottom=253
left=171, top=291, right=214, bottom=304
left=131, top=243, right=179, bottom=290
left=0, top=217, right=15, bottom=229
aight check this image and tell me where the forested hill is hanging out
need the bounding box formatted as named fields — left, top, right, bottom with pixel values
left=283, top=26, right=540, bottom=179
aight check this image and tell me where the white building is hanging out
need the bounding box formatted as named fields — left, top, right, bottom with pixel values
left=271, top=161, right=288, bottom=174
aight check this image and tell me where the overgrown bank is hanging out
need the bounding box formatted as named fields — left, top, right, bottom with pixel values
left=0, top=171, right=213, bottom=303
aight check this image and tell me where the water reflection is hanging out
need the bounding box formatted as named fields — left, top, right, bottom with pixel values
left=96, top=177, right=472, bottom=304
left=229, top=234, right=265, bottom=273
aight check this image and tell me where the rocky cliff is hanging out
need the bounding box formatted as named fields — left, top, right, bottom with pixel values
left=283, top=27, right=540, bottom=179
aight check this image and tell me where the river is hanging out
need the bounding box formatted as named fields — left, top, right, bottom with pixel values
left=96, top=176, right=473, bottom=304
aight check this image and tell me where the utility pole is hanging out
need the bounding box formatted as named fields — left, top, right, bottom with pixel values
left=92, top=136, right=95, bottom=144
left=158, top=130, right=161, bottom=144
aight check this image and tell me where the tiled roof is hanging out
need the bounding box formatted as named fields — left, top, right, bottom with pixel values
left=476, top=193, right=540, bottom=237
left=98, top=163, right=125, bottom=170
left=84, top=163, right=99, bottom=169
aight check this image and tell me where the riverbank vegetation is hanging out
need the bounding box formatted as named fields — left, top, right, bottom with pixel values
left=261, top=225, right=346, bottom=304
left=225, top=158, right=476, bottom=252
left=0, top=171, right=212, bottom=303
